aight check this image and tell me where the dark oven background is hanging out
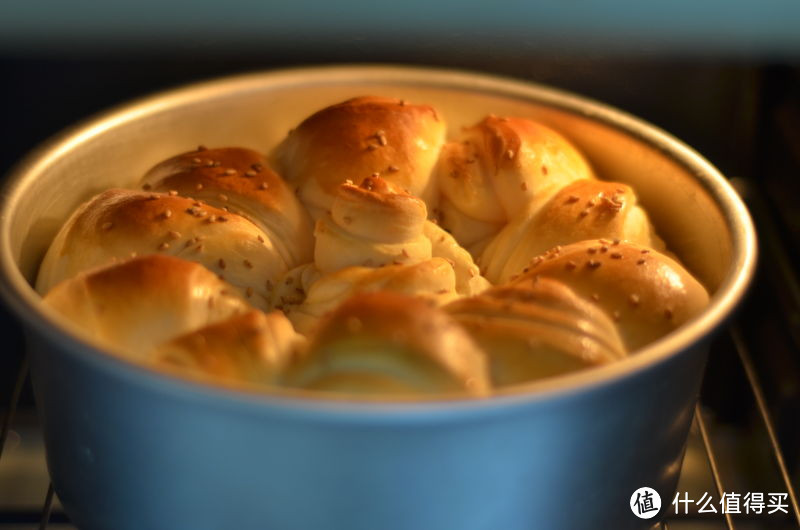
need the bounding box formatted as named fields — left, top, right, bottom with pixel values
left=1, top=3, right=799, bottom=527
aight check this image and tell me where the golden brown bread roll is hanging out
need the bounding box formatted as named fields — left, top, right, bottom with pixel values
left=276, top=259, right=459, bottom=335
left=273, top=96, right=446, bottom=218
left=43, top=255, right=251, bottom=358
left=515, top=240, right=710, bottom=350
left=480, top=180, right=663, bottom=284
left=35, top=189, right=284, bottom=309
left=281, top=292, right=490, bottom=397
left=436, top=116, right=594, bottom=252
left=152, top=309, right=305, bottom=385
left=314, top=175, right=432, bottom=272
left=140, top=146, right=314, bottom=268
left=445, top=277, right=626, bottom=387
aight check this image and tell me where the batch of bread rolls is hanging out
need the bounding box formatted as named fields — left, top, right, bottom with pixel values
left=35, top=96, right=710, bottom=399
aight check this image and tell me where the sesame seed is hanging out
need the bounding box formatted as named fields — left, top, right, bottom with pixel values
left=195, top=183, right=204, bottom=191
left=218, top=194, right=228, bottom=202
left=168, top=190, right=178, bottom=196
left=217, top=216, right=228, bottom=223
left=616, top=187, right=626, bottom=193
left=197, top=145, right=207, bottom=151
left=520, top=182, right=528, bottom=191
left=591, top=293, right=600, bottom=301
left=243, top=259, right=253, bottom=269
left=142, top=183, right=152, bottom=191
left=101, top=222, right=114, bottom=230
left=192, top=157, right=202, bottom=164
left=505, top=149, right=514, bottom=159
left=366, top=144, right=378, bottom=151
left=637, top=258, right=646, bottom=265
left=257, top=235, right=264, bottom=243
left=388, top=165, right=399, bottom=172
left=158, top=242, right=170, bottom=251
left=258, top=182, right=269, bottom=190
left=566, top=195, right=580, bottom=204
left=205, top=161, right=215, bottom=167
left=641, top=249, right=650, bottom=254
left=587, top=260, right=601, bottom=268
left=565, top=260, right=577, bottom=270
left=224, top=169, right=236, bottom=176
left=613, top=238, right=621, bottom=245
left=629, top=294, right=640, bottom=306
left=147, top=194, right=158, bottom=201
left=244, top=170, right=256, bottom=178
left=612, top=311, right=621, bottom=321
left=162, top=209, right=172, bottom=219
left=168, top=230, right=181, bottom=240
left=195, top=244, right=204, bottom=253
left=342, top=215, right=353, bottom=225
left=600, top=245, right=609, bottom=253
left=130, top=252, right=138, bottom=258
left=207, top=215, right=218, bottom=223
left=587, top=247, right=598, bottom=254
left=579, top=210, right=589, bottom=217
left=610, top=252, right=623, bottom=259
left=251, top=163, right=263, bottom=172
left=213, top=161, right=221, bottom=167
left=218, top=258, right=226, bottom=269
left=401, top=249, right=410, bottom=258
left=587, top=199, right=597, bottom=207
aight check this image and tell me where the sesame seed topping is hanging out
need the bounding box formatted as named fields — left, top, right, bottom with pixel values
left=168, top=230, right=181, bottom=240
left=612, top=311, right=621, bottom=321
left=587, top=247, right=598, bottom=254
left=158, top=242, right=170, bottom=251
left=401, top=249, right=410, bottom=258
left=613, top=238, right=621, bottom=245
left=637, top=258, right=647, bottom=265
left=184, top=240, right=193, bottom=248
left=521, top=182, right=528, bottom=191
left=257, top=235, right=264, bottom=243
left=505, top=149, right=514, bottom=159
left=587, top=259, right=601, bottom=268
left=565, top=260, right=577, bottom=270
left=217, top=216, right=228, bottom=223
left=600, top=245, right=609, bottom=253
left=591, top=293, right=600, bottom=301
left=130, top=252, right=138, bottom=258
left=342, top=215, right=353, bottom=225
left=147, top=194, right=158, bottom=201
left=101, top=222, right=114, bottom=230
left=142, top=183, right=151, bottom=191
left=224, top=169, right=236, bottom=176
left=218, top=193, right=228, bottom=202
left=629, top=294, right=640, bottom=306
left=192, top=157, right=202, bottom=164
left=258, top=182, right=269, bottom=190
left=587, top=199, right=597, bottom=207
left=251, top=163, right=263, bottom=172
left=616, top=187, right=626, bottom=193
left=641, top=249, right=650, bottom=254
left=161, top=209, right=172, bottom=219
left=168, top=190, right=178, bottom=196
left=197, top=145, right=207, bottom=151
left=566, top=195, right=580, bottom=204
left=243, top=259, right=253, bottom=269
left=388, top=165, right=399, bottom=172
left=205, top=161, right=215, bottom=167
left=218, top=258, right=226, bottom=269
left=244, top=170, right=256, bottom=178
left=610, top=252, right=623, bottom=259
left=579, top=210, right=589, bottom=217
left=207, top=215, right=217, bottom=223
left=195, top=183, right=204, bottom=191
left=195, top=244, right=204, bottom=253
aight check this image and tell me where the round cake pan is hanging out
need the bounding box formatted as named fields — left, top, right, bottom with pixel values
left=0, top=66, right=756, bottom=530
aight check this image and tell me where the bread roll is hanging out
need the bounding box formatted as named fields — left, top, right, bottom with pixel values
left=480, top=180, right=662, bottom=284
left=152, top=309, right=305, bottom=385
left=516, top=240, right=710, bottom=350
left=273, top=96, right=446, bottom=218
left=140, top=146, right=313, bottom=268
left=314, top=175, right=431, bottom=273
left=436, top=116, right=594, bottom=251
left=446, top=277, right=626, bottom=386
left=278, top=258, right=460, bottom=335
left=43, top=255, right=250, bottom=358
left=281, top=292, right=490, bottom=397
left=35, top=189, right=284, bottom=309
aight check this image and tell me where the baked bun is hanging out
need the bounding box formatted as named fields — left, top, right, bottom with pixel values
left=152, top=309, right=305, bottom=385
left=446, top=277, right=625, bottom=386
left=140, top=146, right=313, bottom=268
left=35, top=189, right=284, bottom=309
left=278, top=258, right=459, bottom=335
left=516, top=240, right=710, bottom=350
left=43, top=255, right=250, bottom=357
left=436, top=116, right=594, bottom=252
left=273, top=96, right=445, bottom=218
left=314, top=175, right=431, bottom=272
left=281, top=292, right=490, bottom=397
left=480, top=180, right=662, bottom=284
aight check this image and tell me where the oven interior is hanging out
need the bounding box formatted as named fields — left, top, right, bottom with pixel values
left=0, top=12, right=799, bottom=529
